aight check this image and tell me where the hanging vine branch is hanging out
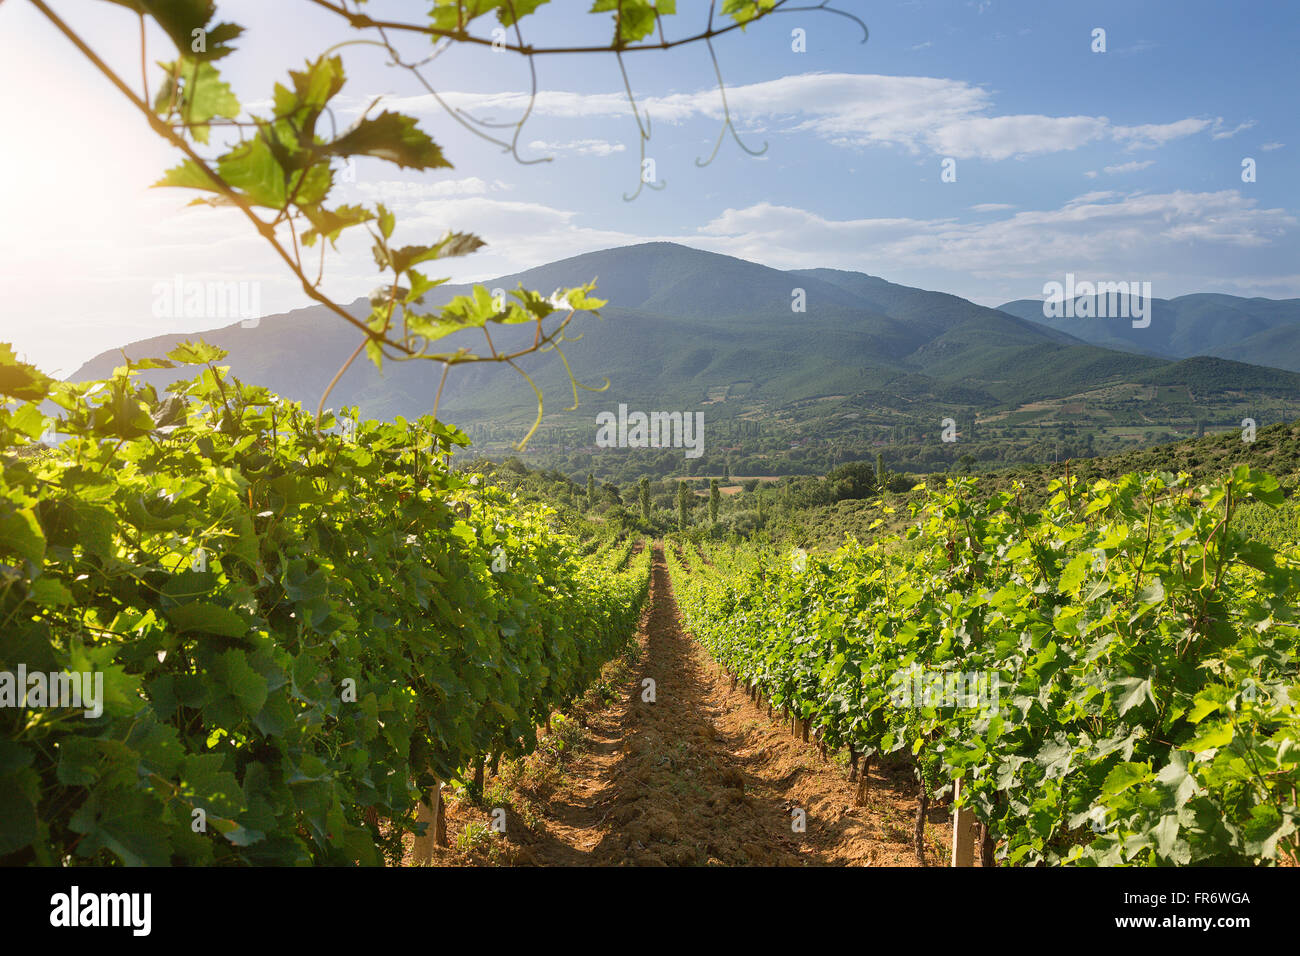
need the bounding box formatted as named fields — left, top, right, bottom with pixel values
left=33, top=0, right=866, bottom=445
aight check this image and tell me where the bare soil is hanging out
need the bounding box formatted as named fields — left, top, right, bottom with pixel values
left=413, top=543, right=952, bottom=866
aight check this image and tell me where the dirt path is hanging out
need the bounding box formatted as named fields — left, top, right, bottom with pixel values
left=434, top=543, right=942, bottom=866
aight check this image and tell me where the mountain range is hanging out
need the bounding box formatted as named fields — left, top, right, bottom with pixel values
left=70, top=242, right=1300, bottom=476
left=999, top=292, right=1300, bottom=373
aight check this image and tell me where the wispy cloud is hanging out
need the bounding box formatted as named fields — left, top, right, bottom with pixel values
left=692, top=190, right=1296, bottom=284
left=353, top=177, right=508, bottom=200
left=366, top=73, right=1219, bottom=162
left=1211, top=118, right=1257, bottom=140
left=1115, top=40, right=1158, bottom=55
left=528, top=138, right=627, bottom=157
left=1111, top=118, right=1212, bottom=150
left=1103, top=160, right=1155, bottom=174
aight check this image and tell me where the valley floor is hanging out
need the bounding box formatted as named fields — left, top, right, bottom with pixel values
left=415, top=544, right=955, bottom=866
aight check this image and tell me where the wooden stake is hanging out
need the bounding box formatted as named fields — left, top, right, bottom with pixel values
left=914, top=775, right=929, bottom=866
left=413, top=799, right=435, bottom=864
left=435, top=778, right=447, bottom=847
left=412, top=776, right=446, bottom=862
left=979, top=821, right=996, bottom=867
left=951, top=779, right=977, bottom=867
left=854, top=757, right=871, bottom=807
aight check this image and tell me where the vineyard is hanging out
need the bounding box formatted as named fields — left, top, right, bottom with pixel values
left=667, top=470, right=1300, bottom=866
left=4, top=339, right=1299, bottom=867
left=0, top=344, right=650, bottom=865
left=2, top=1, right=1297, bottom=934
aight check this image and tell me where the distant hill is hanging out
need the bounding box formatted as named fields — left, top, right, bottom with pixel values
left=1135, top=355, right=1300, bottom=391
left=998, top=291, right=1300, bottom=373
left=68, top=243, right=1300, bottom=478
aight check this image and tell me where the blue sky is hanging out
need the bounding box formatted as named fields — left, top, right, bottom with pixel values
left=1, top=0, right=1296, bottom=375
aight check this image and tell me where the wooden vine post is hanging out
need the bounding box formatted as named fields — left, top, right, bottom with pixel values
left=950, top=778, right=979, bottom=867
left=412, top=775, right=447, bottom=863
left=854, top=754, right=872, bottom=807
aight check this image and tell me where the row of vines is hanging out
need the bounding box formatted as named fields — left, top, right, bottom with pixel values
left=668, top=469, right=1300, bottom=865
left=0, top=343, right=649, bottom=865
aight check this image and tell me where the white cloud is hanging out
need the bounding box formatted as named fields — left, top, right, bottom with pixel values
left=1115, top=40, right=1158, bottom=55
left=1211, top=118, right=1257, bottom=140
left=932, top=114, right=1110, bottom=160
left=1103, top=160, right=1155, bottom=174
left=1261, top=142, right=1284, bottom=151
left=689, top=191, right=1296, bottom=285
left=330, top=189, right=1296, bottom=303
left=527, top=138, right=626, bottom=157
left=367, top=73, right=1214, bottom=161
left=1063, top=190, right=1122, bottom=205
left=351, top=177, right=506, bottom=200
left=1111, top=118, right=1212, bottom=150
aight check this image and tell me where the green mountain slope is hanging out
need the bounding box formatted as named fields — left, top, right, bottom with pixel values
left=999, top=292, right=1300, bottom=372
left=67, top=243, right=1300, bottom=479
